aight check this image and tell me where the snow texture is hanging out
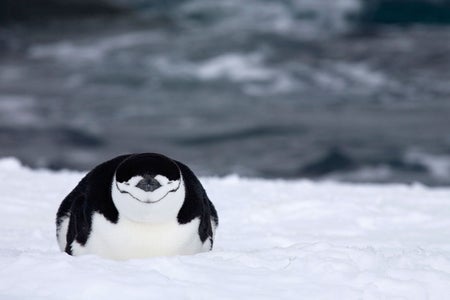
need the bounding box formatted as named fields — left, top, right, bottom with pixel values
left=0, top=158, right=449, bottom=299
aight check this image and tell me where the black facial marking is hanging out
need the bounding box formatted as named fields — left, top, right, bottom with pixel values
left=115, top=153, right=180, bottom=183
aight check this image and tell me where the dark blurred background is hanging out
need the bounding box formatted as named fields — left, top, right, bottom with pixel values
left=0, top=0, right=449, bottom=185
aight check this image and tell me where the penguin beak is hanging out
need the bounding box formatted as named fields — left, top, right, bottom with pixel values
left=135, top=177, right=161, bottom=192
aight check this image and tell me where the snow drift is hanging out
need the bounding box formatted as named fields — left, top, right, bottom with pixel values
left=0, top=158, right=449, bottom=299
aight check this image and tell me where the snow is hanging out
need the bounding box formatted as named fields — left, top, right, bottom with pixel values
left=1, top=157, right=450, bottom=299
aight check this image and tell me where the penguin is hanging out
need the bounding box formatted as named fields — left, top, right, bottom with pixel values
left=56, top=153, right=218, bottom=260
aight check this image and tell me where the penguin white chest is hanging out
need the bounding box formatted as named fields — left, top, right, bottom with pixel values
left=71, top=213, right=204, bottom=260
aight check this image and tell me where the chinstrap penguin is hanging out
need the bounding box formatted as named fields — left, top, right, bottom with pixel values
left=56, top=153, right=218, bottom=260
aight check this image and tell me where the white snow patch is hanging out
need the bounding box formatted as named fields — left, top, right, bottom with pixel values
left=0, top=157, right=24, bottom=170
left=1, top=159, right=450, bottom=299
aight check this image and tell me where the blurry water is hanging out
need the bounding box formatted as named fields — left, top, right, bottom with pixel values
left=1, top=0, right=450, bottom=185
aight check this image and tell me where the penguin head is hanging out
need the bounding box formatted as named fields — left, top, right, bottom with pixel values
left=111, top=153, right=185, bottom=223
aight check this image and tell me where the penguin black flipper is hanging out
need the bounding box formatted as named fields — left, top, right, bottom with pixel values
left=56, top=154, right=132, bottom=255
left=209, top=198, right=219, bottom=227
left=56, top=175, right=89, bottom=254
left=175, top=160, right=218, bottom=246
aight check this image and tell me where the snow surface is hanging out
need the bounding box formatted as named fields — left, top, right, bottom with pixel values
left=0, top=158, right=450, bottom=299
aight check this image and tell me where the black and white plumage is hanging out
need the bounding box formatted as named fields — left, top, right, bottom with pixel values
left=56, top=153, right=218, bottom=260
